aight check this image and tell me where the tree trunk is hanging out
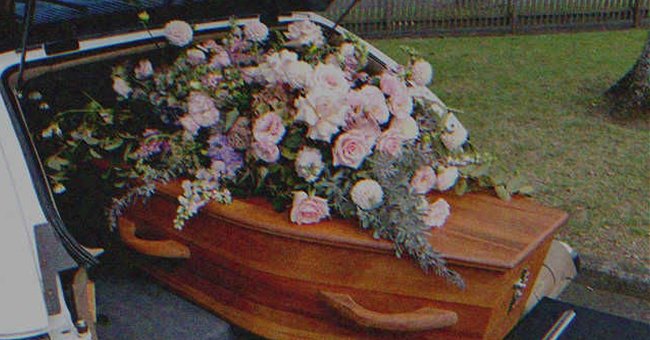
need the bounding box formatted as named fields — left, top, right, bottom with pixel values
left=606, top=32, right=650, bottom=115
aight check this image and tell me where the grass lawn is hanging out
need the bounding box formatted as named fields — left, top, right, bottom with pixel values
left=372, top=30, right=649, bottom=268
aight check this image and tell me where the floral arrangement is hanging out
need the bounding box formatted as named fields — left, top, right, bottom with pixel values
left=39, top=18, right=531, bottom=287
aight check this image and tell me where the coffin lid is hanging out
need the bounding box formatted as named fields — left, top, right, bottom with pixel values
left=157, top=182, right=568, bottom=272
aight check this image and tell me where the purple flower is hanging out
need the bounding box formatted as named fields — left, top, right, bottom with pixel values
left=208, top=134, right=243, bottom=177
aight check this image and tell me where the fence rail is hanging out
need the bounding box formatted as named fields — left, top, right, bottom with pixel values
left=323, top=0, right=650, bottom=38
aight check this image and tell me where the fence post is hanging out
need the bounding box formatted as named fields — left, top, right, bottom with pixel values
left=384, top=0, right=394, bottom=35
left=633, top=0, right=642, bottom=28
left=508, top=0, right=518, bottom=33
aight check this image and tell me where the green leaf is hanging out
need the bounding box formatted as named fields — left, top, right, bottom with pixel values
left=454, top=178, right=469, bottom=195
left=89, top=148, right=103, bottom=159
left=103, top=138, right=124, bottom=151
left=224, top=108, right=239, bottom=131
left=46, top=156, right=69, bottom=171
left=495, top=185, right=511, bottom=201
left=281, top=147, right=297, bottom=160
left=506, top=174, right=526, bottom=193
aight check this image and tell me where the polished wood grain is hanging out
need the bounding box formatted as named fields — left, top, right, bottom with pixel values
left=121, top=181, right=568, bottom=339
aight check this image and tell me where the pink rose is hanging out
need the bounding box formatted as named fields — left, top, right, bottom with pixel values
left=376, top=129, right=405, bottom=157
left=134, top=59, right=153, bottom=80
left=410, top=166, right=437, bottom=194
left=332, top=129, right=373, bottom=169
left=252, top=141, right=280, bottom=163
left=244, top=19, right=269, bottom=42
left=163, top=20, right=193, bottom=47
left=380, top=73, right=407, bottom=97
left=290, top=191, right=330, bottom=225
left=421, top=198, right=451, bottom=228
left=253, top=111, right=286, bottom=144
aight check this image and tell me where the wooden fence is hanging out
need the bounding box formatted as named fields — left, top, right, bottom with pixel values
left=323, top=0, right=650, bottom=38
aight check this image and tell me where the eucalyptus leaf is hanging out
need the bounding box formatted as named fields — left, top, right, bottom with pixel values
left=224, top=108, right=239, bottom=131
left=495, top=185, right=511, bottom=201
left=89, top=148, right=103, bottom=159
left=46, top=156, right=69, bottom=171
left=103, top=139, right=124, bottom=151
left=518, top=185, right=535, bottom=195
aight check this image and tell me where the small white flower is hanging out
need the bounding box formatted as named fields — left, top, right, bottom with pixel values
left=410, top=59, right=433, bottom=86
left=436, top=166, right=459, bottom=191
left=295, top=147, right=324, bottom=182
left=350, top=179, right=384, bottom=210
left=308, top=63, right=349, bottom=96
left=164, top=20, right=193, bottom=47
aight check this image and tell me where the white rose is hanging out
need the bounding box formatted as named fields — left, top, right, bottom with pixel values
left=308, top=63, right=349, bottom=96
left=410, top=59, right=433, bottom=86
left=164, top=20, right=193, bottom=47
left=294, top=89, right=348, bottom=142
left=436, top=166, right=459, bottom=191
left=388, top=93, right=413, bottom=119
left=350, top=179, right=384, bottom=210
left=285, top=61, right=313, bottom=89
left=421, top=198, right=450, bottom=228
left=295, top=147, right=324, bottom=182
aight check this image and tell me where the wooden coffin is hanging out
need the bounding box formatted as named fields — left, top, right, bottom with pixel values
left=119, top=181, right=568, bottom=339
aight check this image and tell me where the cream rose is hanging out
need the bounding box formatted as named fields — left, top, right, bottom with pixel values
left=252, top=141, right=280, bottom=163
left=388, top=93, right=413, bottom=119
left=164, top=20, right=193, bottom=47
left=389, top=116, right=419, bottom=140
left=360, top=85, right=390, bottom=124
left=436, top=166, right=460, bottom=191
left=290, top=191, right=330, bottom=225
left=286, top=20, right=324, bottom=47
left=380, top=73, right=407, bottom=97
left=253, top=111, right=286, bottom=144
left=421, top=198, right=451, bottom=228
left=350, top=179, right=384, bottom=210
left=285, top=61, right=313, bottom=89
left=295, top=147, right=324, bottom=183
left=332, top=129, right=373, bottom=169
left=410, top=166, right=437, bottom=194
left=186, top=48, right=206, bottom=65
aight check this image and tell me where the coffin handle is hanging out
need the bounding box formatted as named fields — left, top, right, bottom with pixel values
left=118, top=216, right=191, bottom=259
left=320, top=291, right=458, bottom=332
